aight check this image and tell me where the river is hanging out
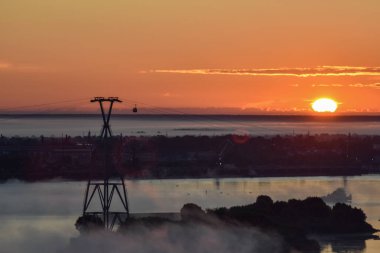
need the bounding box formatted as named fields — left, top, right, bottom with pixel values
left=1, top=176, right=380, bottom=252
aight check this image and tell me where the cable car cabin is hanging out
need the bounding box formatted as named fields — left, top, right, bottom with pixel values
left=133, top=105, right=138, bottom=113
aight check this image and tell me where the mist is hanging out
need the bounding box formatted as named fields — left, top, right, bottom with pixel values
left=61, top=223, right=284, bottom=253
left=0, top=216, right=285, bottom=253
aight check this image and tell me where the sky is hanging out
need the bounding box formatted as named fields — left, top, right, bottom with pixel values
left=1, top=0, right=380, bottom=114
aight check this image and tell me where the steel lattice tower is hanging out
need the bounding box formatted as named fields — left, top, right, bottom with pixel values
left=82, top=97, right=129, bottom=230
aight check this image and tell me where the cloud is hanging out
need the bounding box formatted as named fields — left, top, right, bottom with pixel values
left=349, top=83, right=380, bottom=89
left=0, top=62, right=12, bottom=69
left=241, top=100, right=276, bottom=110
left=0, top=61, right=49, bottom=73
left=150, top=66, right=380, bottom=77
left=162, top=92, right=180, bottom=98
left=311, top=84, right=344, bottom=87
left=311, top=83, right=380, bottom=89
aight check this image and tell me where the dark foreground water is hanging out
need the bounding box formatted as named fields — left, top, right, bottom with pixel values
left=1, top=114, right=380, bottom=137
left=1, top=176, right=380, bottom=253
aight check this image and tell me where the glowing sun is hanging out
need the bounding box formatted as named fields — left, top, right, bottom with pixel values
left=311, top=98, right=338, bottom=113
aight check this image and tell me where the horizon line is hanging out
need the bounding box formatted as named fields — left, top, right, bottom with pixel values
left=1, top=112, right=380, bottom=117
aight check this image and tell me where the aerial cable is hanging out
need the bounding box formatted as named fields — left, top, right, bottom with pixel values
left=120, top=97, right=289, bottom=134
left=0, top=97, right=89, bottom=111
left=0, top=96, right=290, bottom=134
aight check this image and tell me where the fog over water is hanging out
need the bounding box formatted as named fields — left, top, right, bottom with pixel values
left=61, top=224, right=284, bottom=253
left=1, top=176, right=380, bottom=252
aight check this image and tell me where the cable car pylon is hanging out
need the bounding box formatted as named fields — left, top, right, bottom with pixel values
left=78, top=97, right=129, bottom=231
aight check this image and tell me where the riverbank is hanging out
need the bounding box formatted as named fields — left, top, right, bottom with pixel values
left=1, top=134, right=380, bottom=181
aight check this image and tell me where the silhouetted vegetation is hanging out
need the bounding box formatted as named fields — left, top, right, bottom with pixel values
left=180, top=203, right=208, bottom=223
left=116, top=197, right=377, bottom=253
left=120, top=217, right=174, bottom=229
left=209, top=196, right=377, bottom=252
left=209, top=196, right=376, bottom=235
left=75, top=215, right=104, bottom=234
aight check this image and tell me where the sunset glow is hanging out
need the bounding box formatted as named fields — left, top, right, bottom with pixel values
left=1, top=0, right=380, bottom=114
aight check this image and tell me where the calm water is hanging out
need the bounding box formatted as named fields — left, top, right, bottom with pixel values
left=1, top=176, right=380, bottom=253
left=1, top=115, right=380, bottom=136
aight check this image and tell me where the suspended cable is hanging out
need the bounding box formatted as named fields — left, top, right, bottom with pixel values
left=0, top=96, right=292, bottom=135
left=119, top=97, right=289, bottom=134
left=0, top=97, right=89, bottom=111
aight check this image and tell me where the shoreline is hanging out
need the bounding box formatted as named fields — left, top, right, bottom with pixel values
left=1, top=134, right=380, bottom=181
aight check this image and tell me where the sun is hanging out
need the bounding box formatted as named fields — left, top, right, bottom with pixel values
left=311, top=98, right=338, bottom=113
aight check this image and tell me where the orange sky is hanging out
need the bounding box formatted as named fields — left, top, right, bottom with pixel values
left=1, top=0, right=380, bottom=114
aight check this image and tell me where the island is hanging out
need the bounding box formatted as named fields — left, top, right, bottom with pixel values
left=75, top=196, right=378, bottom=253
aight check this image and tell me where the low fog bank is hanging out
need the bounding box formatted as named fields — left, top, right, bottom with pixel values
left=61, top=223, right=284, bottom=253
left=0, top=221, right=285, bottom=253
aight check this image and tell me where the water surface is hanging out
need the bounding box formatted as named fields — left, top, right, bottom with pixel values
left=1, top=176, right=380, bottom=252
left=2, top=115, right=380, bottom=136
